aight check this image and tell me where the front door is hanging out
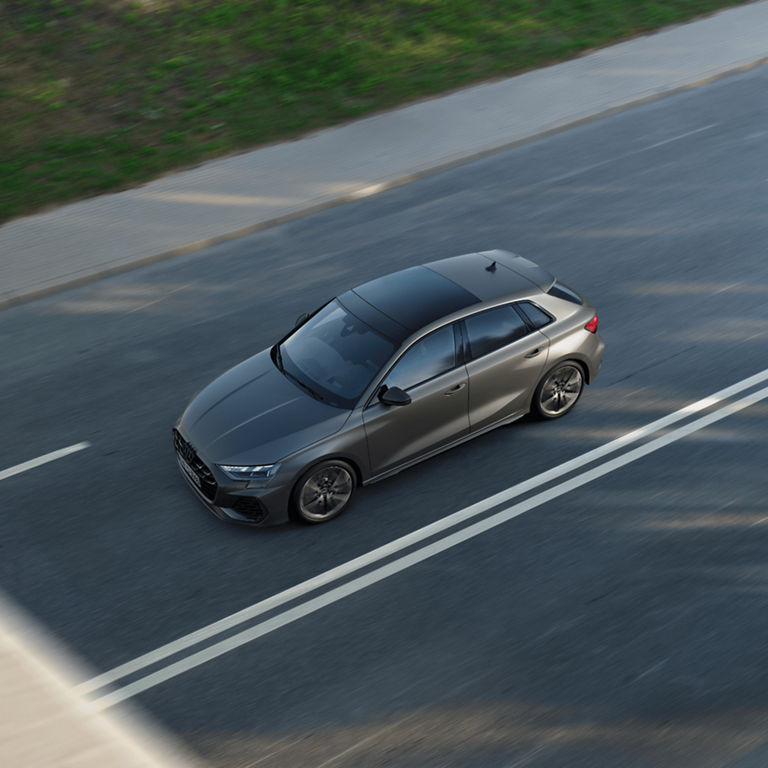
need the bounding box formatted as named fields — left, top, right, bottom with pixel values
left=363, top=324, right=469, bottom=475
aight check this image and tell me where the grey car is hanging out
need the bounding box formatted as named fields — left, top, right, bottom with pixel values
left=174, top=250, right=604, bottom=526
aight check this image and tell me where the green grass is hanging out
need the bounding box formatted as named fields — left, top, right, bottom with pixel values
left=0, top=0, right=747, bottom=223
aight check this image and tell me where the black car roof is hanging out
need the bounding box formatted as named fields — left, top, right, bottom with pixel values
left=339, top=250, right=556, bottom=343
left=427, top=250, right=555, bottom=299
left=350, top=265, right=480, bottom=333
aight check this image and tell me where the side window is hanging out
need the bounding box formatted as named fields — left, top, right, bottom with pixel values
left=465, top=304, right=528, bottom=359
left=384, top=325, right=456, bottom=391
left=517, top=301, right=553, bottom=330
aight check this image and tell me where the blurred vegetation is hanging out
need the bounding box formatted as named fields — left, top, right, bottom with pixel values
left=0, top=0, right=746, bottom=222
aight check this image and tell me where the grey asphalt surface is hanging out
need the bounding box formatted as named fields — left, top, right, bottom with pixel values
left=2, top=62, right=768, bottom=767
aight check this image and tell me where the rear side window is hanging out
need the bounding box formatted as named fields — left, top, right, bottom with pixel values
left=465, top=304, right=528, bottom=359
left=517, top=301, right=553, bottom=329
left=547, top=281, right=583, bottom=305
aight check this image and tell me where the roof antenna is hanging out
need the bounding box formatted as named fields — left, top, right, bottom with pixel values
left=485, top=260, right=497, bottom=273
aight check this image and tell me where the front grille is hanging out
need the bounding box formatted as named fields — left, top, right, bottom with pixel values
left=173, top=429, right=217, bottom=501
left=231, top=497, right=268, bottom=524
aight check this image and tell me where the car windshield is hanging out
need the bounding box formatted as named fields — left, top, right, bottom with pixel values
left=278, top=300, right=396, bottom=408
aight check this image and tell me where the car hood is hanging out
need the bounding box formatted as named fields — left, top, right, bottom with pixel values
left=178, top=349, right=350, bottom=464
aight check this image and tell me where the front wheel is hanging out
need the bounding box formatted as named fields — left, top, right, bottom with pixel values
left=533, top=362, right=584, bottom=419
left=291, top=460, right=356, bottom=524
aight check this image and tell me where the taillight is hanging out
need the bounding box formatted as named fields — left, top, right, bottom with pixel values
left=585, top=313, right=599, bottom=333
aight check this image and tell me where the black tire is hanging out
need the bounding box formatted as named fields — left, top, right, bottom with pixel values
left=532, top=361, right=585, bottom=419
left=291, top=459, right=356, bottom=524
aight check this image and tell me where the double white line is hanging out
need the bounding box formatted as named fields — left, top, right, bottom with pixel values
left=80, top=369, right=768, bottom=709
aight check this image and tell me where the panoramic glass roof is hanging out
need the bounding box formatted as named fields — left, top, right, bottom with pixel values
left=351, top=265, right=480, bottom=332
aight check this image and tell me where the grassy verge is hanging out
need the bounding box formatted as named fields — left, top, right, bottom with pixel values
left=0, top=0, right=747, bottom=223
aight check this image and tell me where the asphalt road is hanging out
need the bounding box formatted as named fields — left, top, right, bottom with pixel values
left=2, top=63, right=768, bottom=767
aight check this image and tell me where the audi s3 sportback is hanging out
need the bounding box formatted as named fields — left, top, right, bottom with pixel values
left=174, top=250, right=604, bottom=526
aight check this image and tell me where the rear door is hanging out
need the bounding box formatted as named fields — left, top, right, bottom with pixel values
left=363, top=324, right=469, bottom=475
left=462, top=303, right=550, bottom=431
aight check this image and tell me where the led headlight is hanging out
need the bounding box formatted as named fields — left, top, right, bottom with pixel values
left=218, top=463, right=280, bottom=488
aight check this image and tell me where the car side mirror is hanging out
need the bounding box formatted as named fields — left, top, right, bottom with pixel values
left=378, top=385, right=411, bottom=406
left=294, top=312, right=310, bottom=328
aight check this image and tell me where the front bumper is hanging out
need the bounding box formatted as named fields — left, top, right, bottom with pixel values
left=173, top=429, right=292, bottom=526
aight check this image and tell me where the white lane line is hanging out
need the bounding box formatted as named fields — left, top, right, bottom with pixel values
left=78, top=366, right=768, bottom=696
left=541, top=158, right=617, bottom=185
left=642, top=123, right=719, bottom=151
left=540, top=122, right=718, bottom=185
left=125, top=283, right=192, bottom=315
left=0, top=442, right=90, bottom=482
left=90, top=382, right=768, bottom=709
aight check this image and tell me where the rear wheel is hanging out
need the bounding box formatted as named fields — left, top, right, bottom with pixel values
left=292, top=460, right=356, bottom=524
left=533, top=362, right=584, bottom=419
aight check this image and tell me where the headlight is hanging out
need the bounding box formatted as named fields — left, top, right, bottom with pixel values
left=217, top=463, right=280, bottom=488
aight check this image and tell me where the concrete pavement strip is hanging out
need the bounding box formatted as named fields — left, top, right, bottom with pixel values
left=1, top=0, right=768, bottom=309
left=0, top=592, right=207, bottom=767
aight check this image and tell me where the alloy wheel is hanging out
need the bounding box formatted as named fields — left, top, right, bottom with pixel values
left=536, top=363, right=584, bottom=418
left=297, top=463, right=354, bottom=522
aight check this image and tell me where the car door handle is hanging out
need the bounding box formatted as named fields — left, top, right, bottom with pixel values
left=444, top=382, right=466, bottom=395
left=524, top=348, right=541, bottom=358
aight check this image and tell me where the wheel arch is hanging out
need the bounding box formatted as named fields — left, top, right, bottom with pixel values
left=550, top=354, right=590, bottom=384
left=569, top=355, right=590, bottom=384
left=290, top=453, right=363, bottom=495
